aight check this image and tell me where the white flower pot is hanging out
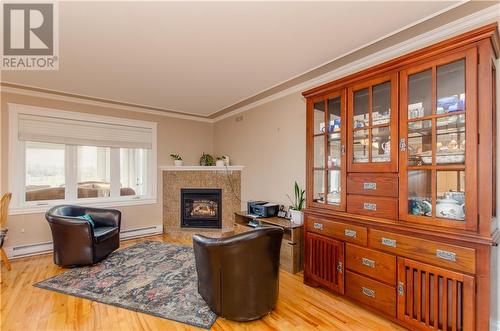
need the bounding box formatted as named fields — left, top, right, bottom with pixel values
left=174, top=160, right=183, bottom=166
left=216, top=160, right=225, bottom=167
left=290, top=209, right=304, bottom=225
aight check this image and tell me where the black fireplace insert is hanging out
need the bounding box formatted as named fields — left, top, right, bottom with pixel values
left=181, top=188, right=222, bottom=228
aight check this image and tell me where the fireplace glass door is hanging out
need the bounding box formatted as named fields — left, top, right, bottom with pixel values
left=181, top=188, right=222, bottom=228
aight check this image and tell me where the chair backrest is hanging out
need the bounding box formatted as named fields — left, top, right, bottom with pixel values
left=0, top=193, right=12, bottom=228
left=193, top=227, right=283, bottom=320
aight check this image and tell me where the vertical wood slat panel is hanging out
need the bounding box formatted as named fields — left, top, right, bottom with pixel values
left=443, top=277, right=448, bottom=331
left=452, top=280, right=457, bottom=331
left=320, top=240, right=325, bottom=280
left=306, top=233, right=344, bottom=294
left=425, top=271, right=430, bottom=326
left=326, top=241, right=331, bottom=283
left=409, top=267, right=414, bottom=318
left=332, top=245, right=336, bottom=285
left=397, top=258, right=474, bottom=331
left=434, top=274, right=439, bottom=330
left=417, top=270, right=422, bottom=322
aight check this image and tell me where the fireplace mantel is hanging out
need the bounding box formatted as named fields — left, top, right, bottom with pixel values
left=159, top=165, right=244, bottom=171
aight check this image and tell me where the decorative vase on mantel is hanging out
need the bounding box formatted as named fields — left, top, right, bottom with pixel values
left=174, top=160, right=183, bottom=166
left=215, top=160, right=225, bottom=167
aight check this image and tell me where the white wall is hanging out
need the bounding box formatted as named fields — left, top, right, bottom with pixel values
left=214, top=93, right=306, bottom=210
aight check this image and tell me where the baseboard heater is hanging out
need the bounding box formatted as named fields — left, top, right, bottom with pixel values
left=5, top=224, right=163, bottom=259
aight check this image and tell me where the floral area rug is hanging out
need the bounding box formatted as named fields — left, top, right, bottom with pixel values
left=34, top=241, right=217, bottom=329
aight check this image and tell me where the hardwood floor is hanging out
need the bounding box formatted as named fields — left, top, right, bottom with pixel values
left=1, top=235, right=404, bottom=331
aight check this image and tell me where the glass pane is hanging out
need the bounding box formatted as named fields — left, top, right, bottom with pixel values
left=437, top=60, right=465, bottom=115
left=314, top=136, right=325, bottom=168
left=353, top=88, right=369, bottom=128
left=327, top=170, right=341, bottom=205
left=371, top=126, right=391, bottom=162
left=408, top=69, right=432, bottom=119
left=313, top=170, right=325, bottom=203
left=437, top=171, right=465, bottom=221
left=408, top=120, right=432, bottom=166
left=120, top=148, right=148, bottom=196
left=314, top=101, right=325, bottom=134
left=353, top=129, right=369, bottom=163
left=25, top=142, right=65, bottom=201
left=328, top=96, right=342, bottom=133
left=77, top=146, right=111, bottom=198
left=436, top=114, right=466, bottom=165
left=328, top=133, right=341, bottom=169
left=372, top=81, right=391, bottom=125
left=408, top=170, right=432, bottom=217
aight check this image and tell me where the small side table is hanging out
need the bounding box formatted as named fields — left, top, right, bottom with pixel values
left=234, top=211, right=303, bottom=274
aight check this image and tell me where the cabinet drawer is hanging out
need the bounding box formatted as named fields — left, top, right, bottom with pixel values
left=347, top=173, right=398, bottom=198
left=369, top=229, right=476, bottom=274
left=345, top=271, right=396, bottom=317
left=347, top=195, right=398, bottom=220
left=306, top=216, right=367, bottom=246
left=346, top=244, right=396, bottom=285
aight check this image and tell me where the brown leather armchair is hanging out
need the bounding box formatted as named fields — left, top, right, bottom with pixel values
left=45, top=205, right=121, bottom=267
left=193, top=227, right=283, bottom=321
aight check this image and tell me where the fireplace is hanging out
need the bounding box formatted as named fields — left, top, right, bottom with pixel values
left=181, top=188, right=222, bottom=228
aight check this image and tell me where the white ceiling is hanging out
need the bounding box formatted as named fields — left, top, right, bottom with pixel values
left=1, top=1, right=460, bottom=116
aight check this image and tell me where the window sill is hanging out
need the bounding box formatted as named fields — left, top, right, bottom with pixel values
left=9, top=197, right=158, bottom=215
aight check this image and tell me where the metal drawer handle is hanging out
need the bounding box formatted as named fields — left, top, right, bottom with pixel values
left=361, top=257, right=375, bottom=268
left=362, top=287, right=375, bottom=298
left=344, top=229, right=357, bottom=238
left=313, top=222, right=323, bottom=230
left=363, top=202, right=377, bottom=211
left=337, top=261, right=343, bottom=273
left=381, top=237, right=397, bottom=247
left=363, top=182, right=377, bottom=190
left=436, top=249, right=456, bottom=262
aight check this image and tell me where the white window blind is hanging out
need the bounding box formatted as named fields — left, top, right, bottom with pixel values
left=18, top=114, right=153, bottom=149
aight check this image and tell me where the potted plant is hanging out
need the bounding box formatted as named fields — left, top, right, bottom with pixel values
left=170, top=154, right=183, bottom=166
left=287, top=181, right=305, bottom=225
left=215, top=156, right=225, bottom=167
left=199, top=153, right=215, bottom=166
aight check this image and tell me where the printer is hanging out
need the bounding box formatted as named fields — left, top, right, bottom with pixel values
left=247, top=201, right=279, bottom=218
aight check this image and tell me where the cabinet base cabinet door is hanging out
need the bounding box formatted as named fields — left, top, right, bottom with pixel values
left=397, top=258, right=475, bottom=331
left=305, top=232, right=345, bottom=294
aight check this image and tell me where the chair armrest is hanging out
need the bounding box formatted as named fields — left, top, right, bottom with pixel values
left=193, top=235, right=223, bottom=312
left=45, top=214, right=94, bottom=246
left=85, top=207, right=121, bottom=229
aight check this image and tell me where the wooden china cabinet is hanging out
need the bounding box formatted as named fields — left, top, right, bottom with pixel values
left=303, top=24, right=499, bottom=331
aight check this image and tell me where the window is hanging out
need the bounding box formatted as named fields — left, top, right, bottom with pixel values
left=120, top=148, right=149, bottom=196
left=25, top=142, right=65, bottom=202
left=9, top=104, right=157, bottom=212
left=77, top=146, right=111, bottom=198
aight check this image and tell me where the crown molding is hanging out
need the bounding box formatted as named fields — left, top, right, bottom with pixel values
left=0, top=83, right=214, bottom=123
left=211, top=3, right=500, bottom=122
left=2, top=3, right=498, bottom=125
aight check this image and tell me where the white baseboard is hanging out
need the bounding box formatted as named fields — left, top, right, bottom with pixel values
left=120, top=225, right=163, bottom=240
left=4, top=224, right=163, bottom=259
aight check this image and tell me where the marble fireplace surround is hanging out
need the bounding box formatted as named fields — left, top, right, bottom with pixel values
left=161, top=166, right=242, bottom=239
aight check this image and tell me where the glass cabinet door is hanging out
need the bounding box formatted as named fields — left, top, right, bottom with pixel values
left=348, top=73, right=398, bottom=172
left=308, top=90, right=346, bottom=211
left=399, top=48, right=477, bottom=230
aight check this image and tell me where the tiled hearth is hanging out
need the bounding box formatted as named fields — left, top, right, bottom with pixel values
left=161, top=166, right=242, bottom=239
